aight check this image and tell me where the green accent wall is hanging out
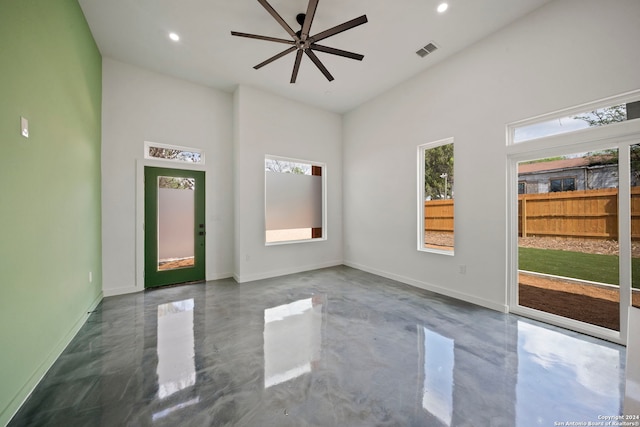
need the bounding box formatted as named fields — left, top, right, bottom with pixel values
left=0, top=0, right=102, bottom=424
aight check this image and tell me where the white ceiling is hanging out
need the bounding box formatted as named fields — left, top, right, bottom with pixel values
left=78, top=0, right=550, bottom=113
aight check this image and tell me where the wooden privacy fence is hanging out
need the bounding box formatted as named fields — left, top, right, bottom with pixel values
left=518, top=187, right=640, bottom=240
left=424, top=199, right=454, bottom=233
left=425, top=187, right=640, bottom=240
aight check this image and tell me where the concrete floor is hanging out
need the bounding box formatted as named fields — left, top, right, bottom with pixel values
left=9, top=266, right=626, bottom=426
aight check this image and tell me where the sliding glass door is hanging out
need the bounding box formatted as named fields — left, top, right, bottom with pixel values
left=509, top=137, right=640, bottom=343
left=515, top=149, right=621, bottom=331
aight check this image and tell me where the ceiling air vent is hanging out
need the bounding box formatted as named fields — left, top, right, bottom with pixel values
left=416, top=42, right=439, bottom=58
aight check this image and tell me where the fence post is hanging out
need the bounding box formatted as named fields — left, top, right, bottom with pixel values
left=521, top=196, right=527, bottom=238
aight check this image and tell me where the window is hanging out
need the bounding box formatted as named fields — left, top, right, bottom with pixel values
left=145, top=141, right=204, bottom=164
left=518, top=182, right=526, bottom=194
left=418, top=138, right=454, bottom=254
left=549, top=177, right=576, bottom=192
left=265, top=156, right=325, bottom=244
left=510, top=91, right=640, bottom=144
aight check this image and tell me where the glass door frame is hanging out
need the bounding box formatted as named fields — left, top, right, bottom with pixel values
left=507, top=121, right=640, bottom=345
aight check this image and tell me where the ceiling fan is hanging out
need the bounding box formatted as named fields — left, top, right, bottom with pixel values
left=231, top=0, right=368, bottom=83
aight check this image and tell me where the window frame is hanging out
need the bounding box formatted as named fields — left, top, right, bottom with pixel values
left=264, top=154, right=327, bottom=246
left=417, top=137, right=455, bottom=255
left=506, top=92, right=640, bottom=344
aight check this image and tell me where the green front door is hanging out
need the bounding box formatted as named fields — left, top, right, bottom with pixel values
left=144, top=167, right=205, bottom=288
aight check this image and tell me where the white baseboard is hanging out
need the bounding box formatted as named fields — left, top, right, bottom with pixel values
left=103, top=284, right=140, bottom=297
left=344, top=260, right=509, bottom=313
left=105, top=272, right=234, bottom=297
left=234, top=260, right=342, bottom=283
left=1, top=291, right=103, bottom=426
left=206, top=272, right=234, bottom=281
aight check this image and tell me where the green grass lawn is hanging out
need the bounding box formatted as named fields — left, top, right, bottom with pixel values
left=519, top=246, right=640, bottom=288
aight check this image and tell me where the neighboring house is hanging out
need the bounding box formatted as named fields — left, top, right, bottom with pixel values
left=517, top=156, right=619, bottom=194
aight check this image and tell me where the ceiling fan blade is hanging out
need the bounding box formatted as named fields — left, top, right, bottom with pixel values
left=231, top=31, right=294, bottom=45
left=311, top=15, right=368, bottom=43
left=305, top=49, right=334, bottom=81
left=257, top=0, right=299, bottom=41
left=310, top=44, right=364, bottom=61
left=300, top=0, right=319, bottom=40
left=290, top=50, right=304, bottom=83
left=254, top=46, right=297, bottom=70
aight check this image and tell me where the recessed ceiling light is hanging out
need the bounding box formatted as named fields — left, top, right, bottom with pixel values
left=169, top=32, right=180, bottom=42
left=437, top=2, right=449, bottom=13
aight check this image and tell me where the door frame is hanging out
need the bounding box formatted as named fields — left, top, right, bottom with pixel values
left=506, top=120, right=640, bottom=345
left=135, top=158, right=207, bottom=291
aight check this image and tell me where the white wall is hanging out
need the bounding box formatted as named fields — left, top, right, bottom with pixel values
left=342, top=0, right=640, bottom=311
left=102, top=58, right=234, bottom=295
left=234, top=86, right=343, bottom=282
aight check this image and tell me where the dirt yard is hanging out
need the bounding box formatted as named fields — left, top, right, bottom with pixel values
left=426, top=231, right=640, bottom=257
left=424, top=232, right=640, bottom=330
left=158, top=257, right=195, bottom=271
left=519, top=236, right=640, bottom=257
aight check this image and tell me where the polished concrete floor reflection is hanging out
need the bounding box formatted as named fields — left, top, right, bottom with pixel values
left=10, top=266, right=626, bottom=426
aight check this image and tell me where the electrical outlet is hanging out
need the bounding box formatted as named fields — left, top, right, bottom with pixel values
left=458, top=265, right=467, bottom=275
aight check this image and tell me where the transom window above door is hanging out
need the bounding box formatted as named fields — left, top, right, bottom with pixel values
left=144, top=141, right=204, bottom=164
left=509, top=90, right=640, bottom=144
